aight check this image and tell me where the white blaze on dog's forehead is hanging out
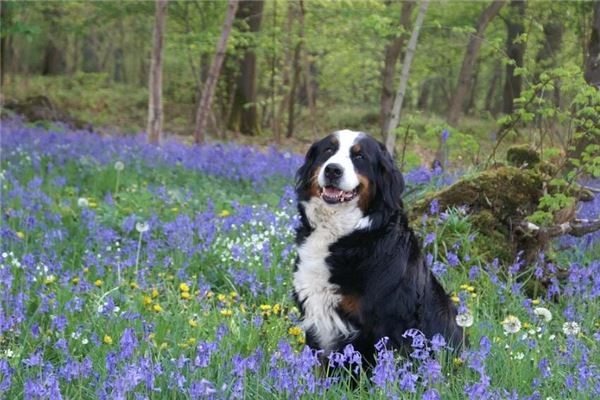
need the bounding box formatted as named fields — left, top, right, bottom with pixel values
left=318, top=130, right=363, bottom=192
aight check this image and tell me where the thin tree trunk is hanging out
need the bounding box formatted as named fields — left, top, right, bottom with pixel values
left=447, top=0, right=506, bottom=127
left=585, top=1, right=600, bottom=87
left=0, top=1, right=10, bottom=89
left=384, top=0, right=429, bottom=156
left=194, top=0, right=239, bottom=143
left=485, top=62, right=502, bottom=114
left=465, top=58, right=481, bottom=114
left=147, top=0, right=168, bottom=144
left=298, top=0, right=318, bottom=138
left=287, top=42, right=301, bottom=138
left=275, top=1, right=295, bottom=139
left=380, top=1, right=416, bottom=137
left=502, top=0, right=526, bottom=115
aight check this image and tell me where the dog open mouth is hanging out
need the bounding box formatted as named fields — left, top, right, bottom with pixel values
left=320, top=186, right=358, bottom=204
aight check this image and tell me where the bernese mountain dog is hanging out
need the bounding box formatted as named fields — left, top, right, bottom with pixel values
left=293, top=129, right=463, bottom=364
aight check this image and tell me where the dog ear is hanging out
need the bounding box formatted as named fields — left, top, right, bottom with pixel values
left=295, top=142, right=319, bottom=200
left=376, top=143, right=404, bottom=211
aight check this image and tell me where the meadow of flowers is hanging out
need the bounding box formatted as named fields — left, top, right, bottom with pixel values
left=1, top=119, right=599, bottom=399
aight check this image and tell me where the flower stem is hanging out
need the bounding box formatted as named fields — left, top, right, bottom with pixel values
left=135, top=231, right=143, bottom=277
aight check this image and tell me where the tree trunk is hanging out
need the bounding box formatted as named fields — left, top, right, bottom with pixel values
left=194, top=0, right=239, bottom=143
left=502, top=0, right=526, bottom=115
left=298, top=0, right=318, bottom=138
left=485, top=62, right=502, bottom=115
left=447, top=0, right=506, bottom=127
left=147, top=0, right=168, bottom=144
left=287, top=42, right=301, bottom=138
left=228, top=0, right=264, bottom=136
left=0, top=1, right=10, bottom=89
left=384, top=0, right=430, bottom=156
left=465, top=58, right=481, bottom=114
left=42, top=6, right=66, bottom=76
left=535, top=19, right=563, bottom=107
left=585, top=1, right=600, bottom=87
left=380, top=1, right=416, bottom=137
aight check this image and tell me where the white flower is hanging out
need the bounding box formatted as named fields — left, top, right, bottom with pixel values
left=562, top=321, right=580, bottom=336
left=4, top=349, right=14, bottom=358
left=548, top=334, right=556, bottom=341
left=81, top=337, right=89, bottom=345
left=501, top=315, right=522, bottom=334
left=533, top=307, right=552, bottom=322
left=77, top=197, right=89, bottom=208
left=136, top=222, right=149, bottom=233
left=513, top=352, right=525, bottom=360
left=114, top=161, right=125, bottom=171
left=455, top=311, right=474, bottom=328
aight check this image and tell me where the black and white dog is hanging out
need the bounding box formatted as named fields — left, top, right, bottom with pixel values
left=293, top=130, right=463, bottom=363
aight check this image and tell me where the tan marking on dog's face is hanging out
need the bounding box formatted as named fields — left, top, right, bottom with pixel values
left=357, top=173, right=371, bottom=212
left=310, top=166, right=322, bottom=197
left=351, top=143, right=361, bottom=154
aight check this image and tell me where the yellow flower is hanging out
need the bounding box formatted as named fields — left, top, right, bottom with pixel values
left=171, top=207, right=179, bottom=212
left=187, top=337, right=197, bottom=345
left=188, top=319, right=198, bottom=328
left=83, top=267, right=89, bottom=274
left=259, top=304, right=272, bottom=311
left=206, top=291, right=214, bottom=299
left=273, top=304, right=282, bottom=314
left=219, top=210, right=231, bottom=217
left=103, top=335, right=113, bottom=345
left=523, top=322, right=532, bottom=329
left=130, top=282, right=139, bottom=289
left=71, top=277, right=79, bottom=285
left=229, top=291, right=239, bottom=300
left=44, top=275, right=56, bottom=285
left=297, top=336, right=306, bottom=345
left=239, top=304, right=246, bottom=313
left=217, top=294, right=227, bottom=302
left=288, top=326, right=303, bottom=336
left=181, top=291, right=191, bottom=300
left=143, top=295, right=152, bottom=306
left=151, top=288, right=159, bottom=299
left=148, top=333, right=155, bottom=341
left=532, top=298, right=541, bottom=305
left=451, top=295, right=460, bottom=303
left=16, top=231, right=25, bottom=239
left=453, top=357, right=464, bottom=367
left=459, top=284, right=469, bottom=290
left=466, top=286, right=475, bottom=292
left=89, top=202, right=98, bottom=209
left=94, top=279, right=103, bottom=287
left=152, top=303, right=163, bottom=312
left=220, top=309, right=233, bottom=317
left=159, top=342, right=168, bottom=350
left=179, top=283, right=190, bottom=292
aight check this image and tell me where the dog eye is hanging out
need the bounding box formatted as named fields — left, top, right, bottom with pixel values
left=353, top=153, right=364, bottom=160
left=325, top=148, right=334, bottom=155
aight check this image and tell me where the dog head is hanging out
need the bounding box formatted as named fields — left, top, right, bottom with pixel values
left=296, top=130, right=404, bottom=226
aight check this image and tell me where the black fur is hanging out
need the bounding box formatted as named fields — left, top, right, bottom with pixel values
left=293, top=133, right=464, bottom=365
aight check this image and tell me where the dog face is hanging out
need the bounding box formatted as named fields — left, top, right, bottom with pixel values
left=296, top=130, right=405, bottom=216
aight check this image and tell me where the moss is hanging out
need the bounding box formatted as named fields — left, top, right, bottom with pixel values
left=506, top=144, right=541, bottom=167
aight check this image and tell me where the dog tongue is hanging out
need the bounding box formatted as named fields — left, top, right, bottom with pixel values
left=324, top=187, right=343, bottom=197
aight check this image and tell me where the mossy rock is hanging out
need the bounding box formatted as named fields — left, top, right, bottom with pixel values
left=410, top=166, right=546, bottom=263
left=506, top=144, right=541, bottom=168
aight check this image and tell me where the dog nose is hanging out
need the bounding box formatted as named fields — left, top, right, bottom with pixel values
left=324, top=163, right=343, bottom=181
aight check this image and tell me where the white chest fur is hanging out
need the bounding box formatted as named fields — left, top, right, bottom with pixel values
left=293, top=197, right=367, bottom=351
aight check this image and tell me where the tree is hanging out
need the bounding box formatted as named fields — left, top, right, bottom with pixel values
left=380, top=1, right=415, bottom=138
left=447, top=0, right=506, bottom=127
left=502, top=0, right=526, bottom=115
left=147, top=0, right=168, bottom=144
left=228, top=0, right=264, bottom=136
left=194, top=0, right=239, bottom=144
left=585, top=1, right=600, bottom=87
left=384, top=0, right=429, bottom=156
